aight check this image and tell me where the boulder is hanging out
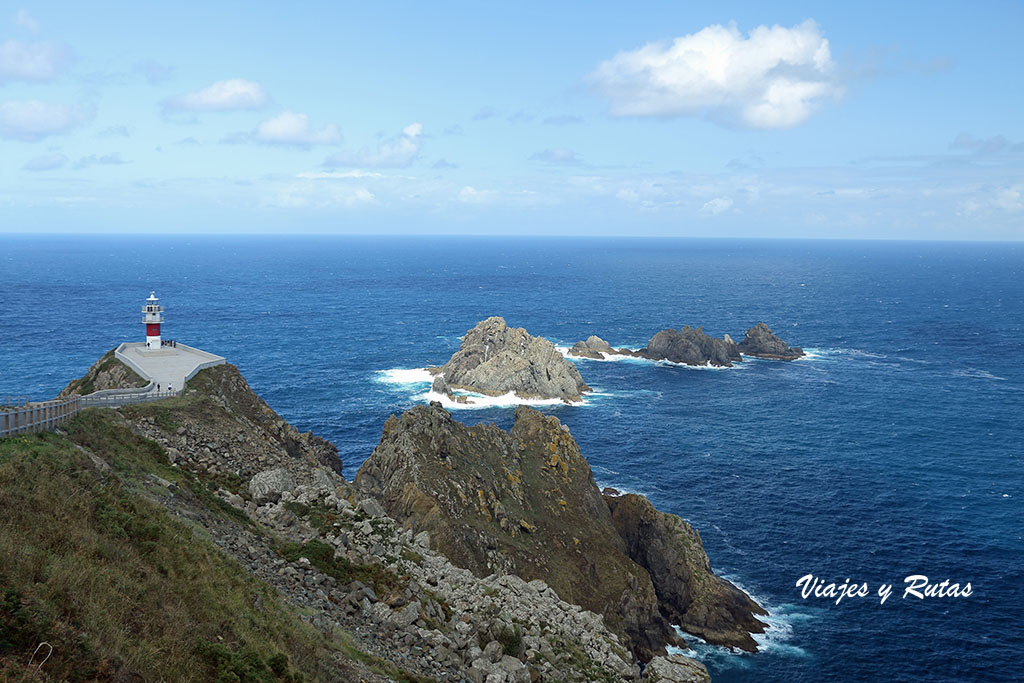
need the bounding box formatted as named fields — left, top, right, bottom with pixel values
left=642, top=654, right=711, bottom=683
left=433, top=317, right=591, bottom=402
left=736, top=322, right=804, bottom=360
left=249, top=467, right=296, bottom=504
left=568, top=335, right=614, bottom=359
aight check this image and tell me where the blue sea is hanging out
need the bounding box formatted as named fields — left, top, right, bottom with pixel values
left=2, top=235, right=1022, bottom=682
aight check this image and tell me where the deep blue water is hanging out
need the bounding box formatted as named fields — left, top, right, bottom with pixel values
left=2, top=235, right=1022, bottom=682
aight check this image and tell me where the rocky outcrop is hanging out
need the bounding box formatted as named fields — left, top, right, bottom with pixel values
left=605, top=493, right=767, bottom=652
left=569, top=335, right=615, bottom=359
left=643, top=327, right=742, bottom=367
left=115, top=363, right=645, bottom=681
left=568, top=323, right=803, bottom=366
left=57, top=348, right=149, bottom=397
left=736, top=323, right=804, bottom=360
left=642, top=654, right=711, bottom=682
left=431, top=317, right=591, bottom=403
left=355, top=402, right=765, bottom=662
left=123, top=363, right=343, bottom=490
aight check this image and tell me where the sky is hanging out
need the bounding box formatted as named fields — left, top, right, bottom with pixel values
left=1, top=1, right=1023, bottom=239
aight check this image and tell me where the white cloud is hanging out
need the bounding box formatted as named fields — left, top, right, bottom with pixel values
left=530, top=148, right=580, bottom=164
left=0, top=39, right=69, bottom=82
left=98, top=124, right=132, bottom=138
left=164, top=79, right=268, bottom=112
left=588, top=20, right=839, bottom=129
left=0, top=100, right=84, bottom=140
left=296, top=170, right=384, bottom=179
left=73, top=153, right=127, bottom=169
left=265, top=182, right=378, bottom=209
left=472, top=106, right=499, bottom=120
left=543, top=114, right=584, bottom=125
left=957, top=183, right=1024, bottom=216
left=135, top=60, right=174, bottom=84
left=255, top=111, right=340, bottom=146
left=700, top=197, right=734, bottom=215
left=324, top=123, right=423, bottom=168
left=458, top=186, right=496, bottom=203
left=14, top=9, right=40, bottom=33
left=993, top=187, right=1023, bottom=211
left=22, top=153, right=67, bottom=171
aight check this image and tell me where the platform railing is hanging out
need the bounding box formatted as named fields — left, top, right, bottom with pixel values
left=0, top=388, right=182, bottom=438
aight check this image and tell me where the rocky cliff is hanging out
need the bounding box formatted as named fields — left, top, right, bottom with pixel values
left=57, top=348, right=149, bottom=397
left=605, top=493, right=767, bottom=651
left=355, top=403, right=766, bottom=661
left=20, top=355, right=712, bottom=681
left=431, top=317, right=591, bottom=403
left=568, top=323, right=804, bottom=365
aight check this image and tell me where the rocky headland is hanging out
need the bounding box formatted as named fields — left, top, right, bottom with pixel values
left=355, top=402, right=767, bottom=662
left=568, top=323, right=804, bottom=366
left=57, top=348, right=149, bottom=397
left=430, top=317, right=591, bottom=403
left=3, top=351, right=730, bottom=681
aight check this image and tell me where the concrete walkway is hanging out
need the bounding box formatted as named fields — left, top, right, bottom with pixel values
left=115, top=342, right=225, bottom=392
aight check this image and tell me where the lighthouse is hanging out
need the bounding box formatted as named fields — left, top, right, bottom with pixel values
left=142, top=291, right=165, bottom=350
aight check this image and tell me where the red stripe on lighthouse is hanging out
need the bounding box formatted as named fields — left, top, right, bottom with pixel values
left=146, top=323, right=161, bottom=336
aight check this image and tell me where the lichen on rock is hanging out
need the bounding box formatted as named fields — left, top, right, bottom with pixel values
left=355, top=402, right=766, bottom=661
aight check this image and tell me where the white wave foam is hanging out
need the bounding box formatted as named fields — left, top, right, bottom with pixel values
left=375, top=368, right=434, bottom=385
left=415, top=390, right=585, bottom=410
left=952, top=367, right=1007, bottom=381
left=673, top=581, right=814, bottom=668
left=557, top=345, right=649, bottom=363
left=593, top=480, right=656, bottom=499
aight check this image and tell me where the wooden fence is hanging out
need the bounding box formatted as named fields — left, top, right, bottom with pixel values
left=0, top=389, right=181, bottom=438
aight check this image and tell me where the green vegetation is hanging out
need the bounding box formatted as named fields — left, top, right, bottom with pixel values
left=60, top=349, right=147, bottom=397
left=277, top=540, right=401, bottom=596
left=0, top=410, right=400, bottom=682
left=495, top=623, right=523, bottom=657
left=281, top=501, right=344, bottom=534
left=65, top=409, right=251, bottom=527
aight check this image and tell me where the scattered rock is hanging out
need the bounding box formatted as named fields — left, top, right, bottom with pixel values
left=249, top=467, right=296, bottom=504
left=642, top=654, right=711, bottom=683
left=569, top=322, right=803, bottom=367
left=569, top=335, right=614, bottom=359
left=357, top=497, right=386, bottom=518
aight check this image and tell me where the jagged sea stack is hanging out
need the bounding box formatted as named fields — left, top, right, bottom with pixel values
left=355, top=403, right=767, bottom=660
left=430, top=317, right=591, bottom=403
left=736, top=323, right=805, bottom=360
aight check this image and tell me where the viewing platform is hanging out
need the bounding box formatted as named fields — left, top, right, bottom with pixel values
left=115, top=341, right=225, bottom=392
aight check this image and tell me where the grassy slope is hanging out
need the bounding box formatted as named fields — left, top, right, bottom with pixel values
left=0, top=409, right=404, bottom=682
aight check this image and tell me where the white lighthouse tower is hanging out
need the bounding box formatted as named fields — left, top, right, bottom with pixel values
left=142, top=291, right=165, bottom=350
